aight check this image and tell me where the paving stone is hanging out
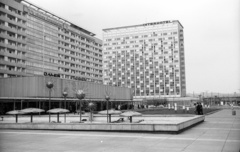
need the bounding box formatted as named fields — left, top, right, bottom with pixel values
left=0, top=109, right=239, bottom=152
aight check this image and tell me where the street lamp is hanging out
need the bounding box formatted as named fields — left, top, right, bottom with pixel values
left=76, top=90, right=85, bottom=122
left=131, top=90, right=134, bottom=110
left=62, top=91, right=68, bottom=123
left=46, top=81, right=53, bottom=123
left=105, top=95, right=110, bottom=123
left=214, top=96, right=218, bottom=105
left=88, top=102, right=95, bottom=122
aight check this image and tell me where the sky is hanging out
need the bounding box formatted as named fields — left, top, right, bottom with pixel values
left=28, top=0, right=240, bottom=95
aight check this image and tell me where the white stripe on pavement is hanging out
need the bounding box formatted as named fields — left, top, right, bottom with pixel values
left=192, top=127, right=240, bottom=130
left=0, top=131, right=239, bottom=143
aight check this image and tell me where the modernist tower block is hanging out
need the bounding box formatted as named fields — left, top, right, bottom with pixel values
left=103, top=21, right=186, bottom=99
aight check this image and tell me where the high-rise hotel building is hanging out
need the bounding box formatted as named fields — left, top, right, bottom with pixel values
left=0, top=0, right=103, bottom=83
left=103, top=20, right=186, bottom=99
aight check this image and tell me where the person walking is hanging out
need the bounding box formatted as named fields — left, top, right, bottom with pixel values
left=199, top=103, right=203, bottom=115
left=196, top=102, right=201, bottom=115
left=194, top=103, right=198, bottom=115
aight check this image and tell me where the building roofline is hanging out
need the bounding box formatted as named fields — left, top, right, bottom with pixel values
left=0, top=97, right=132, bottom=102
left=21, top=0, right=96, bottom=36
left=174, top=20, right=184, bottom=28
left=103, top=24, right=142, bottom=32
left=103, top=20, right=183, bottom=32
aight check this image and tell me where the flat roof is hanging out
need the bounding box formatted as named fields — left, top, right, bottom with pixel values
left=0, top=76, right=132, bottom=100
left=0, top=97, right=132, bottom=102
left=21, top=0, right=95, bottom=36
left=103, top=20, right=183, bottom=32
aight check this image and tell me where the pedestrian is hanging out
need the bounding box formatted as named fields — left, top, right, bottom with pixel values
left=194, top=103, right=198, bottom=115
left=196, top=102, right=201, bottom=115
left=199, top=103, right=203, bottom=115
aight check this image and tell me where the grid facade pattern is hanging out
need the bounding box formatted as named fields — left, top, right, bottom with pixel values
left=0, top=0, right=103, bottom=83
left=103, top=21, right=186, bottom=98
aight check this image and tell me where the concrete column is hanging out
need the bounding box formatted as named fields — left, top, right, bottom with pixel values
left=5, top=5, right=9, bottom=10
left=4, top=56, right=8, bottom=61
left=21, top=100, right=23, bottom=110
left=100, top=101, right=103, bottom=110
left=43, top=101, right=45, bottom=110
left=75, top=102, right=77, bottom=112
left=39, top=101, right=41, bottom=115
left=13, top=101, right=15, bottom=110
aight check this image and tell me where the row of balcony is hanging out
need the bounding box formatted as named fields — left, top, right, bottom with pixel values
left=58, top=45, right=102, bottom=64
left=0, top=23, right=26, bottom=37
left=0, top=32, right=26, bottom=45
left=0, top=42, right=26, bottom=52
left=0, top=14, right=26, bottom=29
left=0, top=7, right=26, bottom=23
left=58, top=41, right=102, bottom=60
left=59, top=28, right=102, bottom=49
left=58, top=61, right=102, bottom=76
left=0, top=50, right=25, bottom=60
left=0, top=69, right=29, bottom=77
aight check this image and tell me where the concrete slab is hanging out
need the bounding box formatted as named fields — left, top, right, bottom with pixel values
left=185, top=140, right=225, bottom=152
left=0, top=115, right=205, bottom=133
left=0, top=109, right=239, bottom=152
left=222, top=141, right=240, bottom=152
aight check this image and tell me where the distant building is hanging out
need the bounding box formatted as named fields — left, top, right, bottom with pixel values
left=103, top=20, right=186, bottom=99
left=0, top=0, right=103, bottom=83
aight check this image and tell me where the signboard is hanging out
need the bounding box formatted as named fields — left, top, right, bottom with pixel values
left=44, top=72, right=60, bottom=77
left=143, top=21, right=171, bottom=26
left=74, top=77, right=87, bottom=81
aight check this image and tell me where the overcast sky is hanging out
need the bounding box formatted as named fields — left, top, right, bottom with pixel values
left=28, top=0, right=240, bottom=95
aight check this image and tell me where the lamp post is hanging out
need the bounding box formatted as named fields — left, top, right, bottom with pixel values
left=46, top=81, right=53, bottom=123
left=214, top=96, right=218, bottom=105
left=131, top=90, right=134, bottom=110
left=62, top=91, right=68, bottom=123
left=88, top=102, right=95, bottom=122
left=105, top=95, right=110, bottom=123
left=76, top=90, right=85, bottom=122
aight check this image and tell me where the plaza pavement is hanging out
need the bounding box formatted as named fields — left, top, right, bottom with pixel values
left=0, top=109, right=239, bottom=152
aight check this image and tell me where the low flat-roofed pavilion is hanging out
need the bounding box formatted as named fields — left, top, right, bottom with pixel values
left=0, top=76, right=133, bottom=114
